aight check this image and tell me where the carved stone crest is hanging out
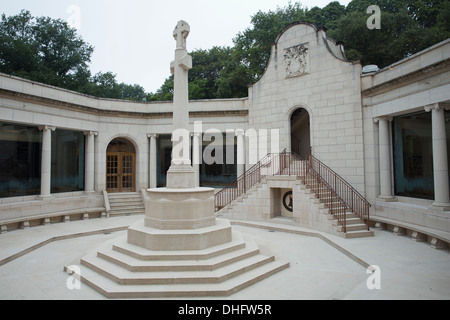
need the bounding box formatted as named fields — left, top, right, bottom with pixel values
left=284, top=43, right=309, bottom=78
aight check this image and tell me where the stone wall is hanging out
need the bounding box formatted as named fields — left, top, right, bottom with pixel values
left=361, top=38, right=450, bottom=233
left=247, top=22, right=365, bottom=194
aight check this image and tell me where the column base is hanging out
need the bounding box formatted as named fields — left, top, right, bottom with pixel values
left=377, top=196, right=397, bottom=202
left=428, top=203, right=450, bottom=211
left=166, top=164, right=196, bottom=189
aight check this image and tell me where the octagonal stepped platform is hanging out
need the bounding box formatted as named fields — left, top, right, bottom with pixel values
left=68, top=228, right=289, bottom=298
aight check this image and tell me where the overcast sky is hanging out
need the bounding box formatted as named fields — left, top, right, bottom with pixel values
left=1, top=0, right=352, bottom=93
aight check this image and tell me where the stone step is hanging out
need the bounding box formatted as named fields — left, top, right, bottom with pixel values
left=97, top=238, right=260, bottom=272
left=109, top=198, right=143, bottom=203
left=112, top=232, right=247, bottom=261
left=109, top=210, right=145, bottom=216
left=67, top=258, right=289, bottom=298
left=67, top=229, right=290, bottom=298
left=108, top=192, right=145, bottom=216
left=342, top=229, right=374, bottom=239
left=81, top=250, right=275, bottom=285
left=330, top=217, right=364, bottom=226
left=336, top=223, right=370, bottom=232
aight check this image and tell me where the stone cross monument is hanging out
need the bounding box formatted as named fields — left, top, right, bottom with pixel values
left=137, top=20, right=218, bottom=231
left=167, top=20, right=196, bottom=189
left=70, top=21, right=288, bottom=297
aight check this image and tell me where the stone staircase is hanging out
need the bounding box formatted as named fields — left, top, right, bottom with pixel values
left=66, top=227, right=289, bottom=298
left=107, top=192, right=145, bottom=216
left=218, top=174, right=373, bottom=239
left=319, top=204, right=374, bottom=239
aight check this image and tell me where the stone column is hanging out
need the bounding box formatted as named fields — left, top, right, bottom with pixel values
left=236, top=129, right=246, bottom=179
left=374, top=117, right=395, bottom=200
left=39, top=126, right=55, bottom=198
left=84, top=131, right=98, bottom=193
left=425, top=104, right=450, bottom=209
left=148, top=134, right=159, bottom=189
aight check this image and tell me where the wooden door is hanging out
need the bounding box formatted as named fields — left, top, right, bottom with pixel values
left=106, top=139, right=136, bottom=193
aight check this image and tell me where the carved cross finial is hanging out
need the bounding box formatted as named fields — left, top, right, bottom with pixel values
left=173, top=20, right=190, bottom=50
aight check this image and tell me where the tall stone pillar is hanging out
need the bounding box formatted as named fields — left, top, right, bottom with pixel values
left=137, top=20, right=219, bottom=233
left=375, top=117, right=395, bottom=200
left=236, top=129, right=246, bottom=179
left=425, top=104, right=450, bottom=209
left=39, top=126, right=55, bottom=198
left=166, top=20, right=195, bottom=189
left=84, top=131, right=97, bottom=193
left=148, top=134, right=158, bottom=189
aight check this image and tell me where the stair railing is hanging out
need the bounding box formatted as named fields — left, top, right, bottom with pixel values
left=278, top=152, right=348, bottom=233
left=305, top=152, right=371, bottom=230
left=215, top=149, right=371, bottom=233
left=214, top=150, right=286, bottom=212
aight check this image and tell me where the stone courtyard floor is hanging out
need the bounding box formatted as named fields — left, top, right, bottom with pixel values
left=0, top=215, right=449, bottom=300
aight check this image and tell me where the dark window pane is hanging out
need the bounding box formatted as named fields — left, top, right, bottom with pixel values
left=393, top=112, right=434, bottom=200
left=0, top=122, right=42, bottom=197
left=51, top=129, right=85, bottom=193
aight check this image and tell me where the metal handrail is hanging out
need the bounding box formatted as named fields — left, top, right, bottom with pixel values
left=305, top=153, right=371, bottom=230
left=278, top=152, right=348, bottom=233
left=214, top=150, right=359, bottom=233
left=214, top=150, right=287, bottom=212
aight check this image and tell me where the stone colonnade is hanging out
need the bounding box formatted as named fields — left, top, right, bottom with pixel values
left=375, top=102, right=450, bottom=210
left=35, top=128, right=246, bottom=197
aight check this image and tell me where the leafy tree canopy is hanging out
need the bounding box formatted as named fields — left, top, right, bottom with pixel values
left=1, top=2, right=449, bottom=101
left=0, top=10, right=147, bottom=101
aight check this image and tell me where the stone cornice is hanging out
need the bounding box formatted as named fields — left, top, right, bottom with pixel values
left=361, top=58, right=450, bottom=98
left=0, top=88, right=248, bottom=119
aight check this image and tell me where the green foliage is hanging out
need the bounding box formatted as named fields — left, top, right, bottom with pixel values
left=329, top=0, right=450, bottom=66
left=0, top=10, right=93, bottom=90
left=0, top=10, right=147, bottom=101
left=2, top=2, right=449, bottom=102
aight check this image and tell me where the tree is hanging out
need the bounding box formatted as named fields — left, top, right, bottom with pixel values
left=147, top=46, right=234, bottom=101
left=329, top=0, right=450, bottom=67
left=0, top=10, right=93, bottom=90
left=215, top=2, right=308, bottom=98
left=0, top=10, right=148, bottom=101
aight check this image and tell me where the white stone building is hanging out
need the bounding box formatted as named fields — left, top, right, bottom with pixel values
left=0, top=23, right=448, bottom=247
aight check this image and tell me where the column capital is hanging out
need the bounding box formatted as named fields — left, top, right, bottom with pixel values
left=425, top=102, right=450, bottom=112
left=84, top=131, right=98, bottom=136
left=373, top=116, right=393, bottom=124
left=235, top=129, right=245, bottom=136
left=147, top=133, right=159, bottom=139
left=38, top=125, right=56, bottom=132
left=191, top=132, right=201, bottom=138
left=424, top=103, right=440, bottom=112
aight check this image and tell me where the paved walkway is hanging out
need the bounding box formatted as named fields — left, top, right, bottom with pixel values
left=0, top=215, right=449, bottom=300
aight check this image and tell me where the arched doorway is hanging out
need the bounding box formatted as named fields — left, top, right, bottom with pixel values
left=106, top=138, right=136, bottom=193
left=291, top=108, right=311, bottom=158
